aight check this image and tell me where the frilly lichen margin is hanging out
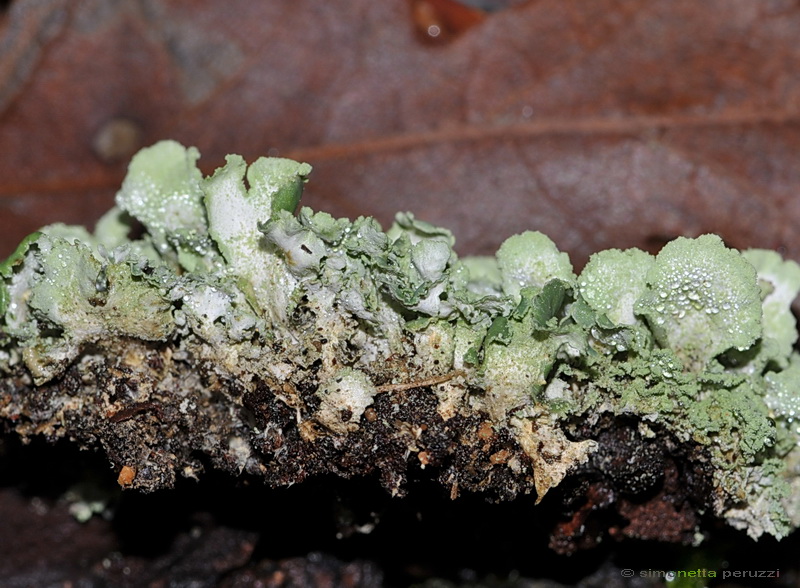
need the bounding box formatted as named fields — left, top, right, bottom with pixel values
left=2, top=140, right=800, bottom=541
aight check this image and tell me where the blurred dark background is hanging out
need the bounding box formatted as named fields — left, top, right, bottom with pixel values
left=3, top=0, right=800, bottom=266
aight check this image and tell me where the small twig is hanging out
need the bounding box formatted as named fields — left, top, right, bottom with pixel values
left=107, top=401, right=162, bottom=423
left=376, top=369, right=465, bottom=393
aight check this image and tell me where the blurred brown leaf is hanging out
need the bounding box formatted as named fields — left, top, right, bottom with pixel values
left=2, top=0, right=800, bottom=267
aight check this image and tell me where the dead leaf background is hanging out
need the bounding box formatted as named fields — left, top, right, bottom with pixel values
left=2, top=0, right=800, bottom=268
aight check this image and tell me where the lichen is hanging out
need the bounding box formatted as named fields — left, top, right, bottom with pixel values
left=3, top=140, right=800, bottom=545
left=634, top=235, right=762, bottom=370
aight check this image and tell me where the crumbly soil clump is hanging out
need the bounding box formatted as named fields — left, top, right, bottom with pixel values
left=1, top=341, right=716, bottom=555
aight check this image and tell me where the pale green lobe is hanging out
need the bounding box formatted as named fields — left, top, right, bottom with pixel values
left=262, top=215, right=327, bottom=279
left=482, top=332, right=558, bottom=420
left=743, top=249, right=800, bottom=367
left=481, top=281, right=579, bottom=419
left=93, top=207, right=133, bottom=250
left=328, top=210, right=450, bottom=318
left=204, top=154, right=258, bottom=265
left=578, top=248, right=654, bottom=326
left=634, top=234, right=762, bottom=369
left=765, top=358, right=800, bottom=429
left=496, top=231, right=574, bottom=301
left=204, top=155, right=293, bottom=321
left=99, top=263, right=175, bottom=340
left=387, top=212, right=455, bottom=249
left=40, top=224, right=95, bottom=246
left=411, top=239, right=452, bottom=282
left=396, top=212, right=455, bottom=283
left=19, top=235, right=173, bottom=383
left=457, top=256, right=503, bottom=297
left=30, top=237, right=100, bottom=313
left=381, top=213, right=457, bottom=315
left=0, top=231, right=41, bottom=316
left=115, top=140, right=205, bottom=250
left=204, top=154, right=312, bottom=322
left=296, top=208, right=348, bottom=243
left=246, top=157, right=312, bottom=216
left=205, top=155, right=313, bottom=265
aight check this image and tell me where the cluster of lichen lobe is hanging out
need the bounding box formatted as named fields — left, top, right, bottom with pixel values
left=3, top=141, right=800, bottom=548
